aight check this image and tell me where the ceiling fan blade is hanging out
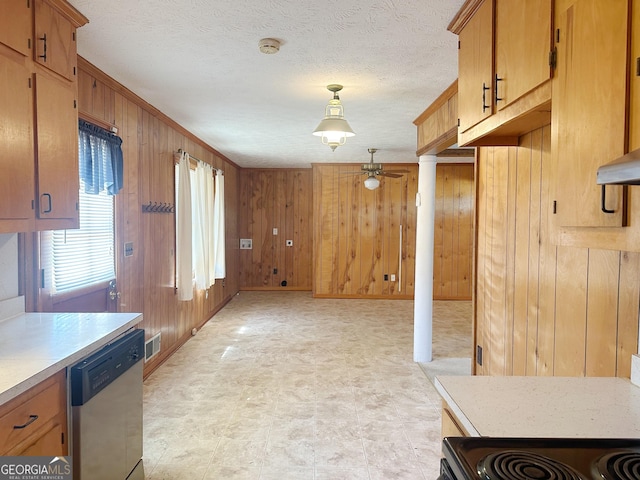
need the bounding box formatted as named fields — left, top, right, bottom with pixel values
left=379, top=171, right=405, bottom=178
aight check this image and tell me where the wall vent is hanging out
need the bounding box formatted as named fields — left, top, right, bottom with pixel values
left=145, top=332, right=161, bottom=362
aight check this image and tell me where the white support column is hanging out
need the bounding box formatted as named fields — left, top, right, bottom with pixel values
left=414, top=154, right=437, bottom=363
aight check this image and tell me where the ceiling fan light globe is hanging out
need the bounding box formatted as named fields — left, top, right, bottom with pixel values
left=364, top=176, right=380, bottom=190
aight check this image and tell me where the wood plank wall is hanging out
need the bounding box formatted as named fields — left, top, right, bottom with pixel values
left=313, top=164, right=418, bottom=298
left=77, top=59, right=240, bottom=377
left=238, top=169, right=312, bottom=290
left=475, top=125, right=640, bottom=378
left=433, top=164, right=474, bottom=300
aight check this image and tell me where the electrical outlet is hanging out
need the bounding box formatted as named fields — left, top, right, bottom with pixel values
left=273, top=268, right=278, bottom=274
left=124, top=242, right=134, bottom=257
left=273, top=228, right=278, bottom=235
left=240, top=239, right=252, bottom=249
left=384, top=274, right=389, bottom=281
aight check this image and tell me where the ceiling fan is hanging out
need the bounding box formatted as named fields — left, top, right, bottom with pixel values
left=355, top=148, right=408, bottom=190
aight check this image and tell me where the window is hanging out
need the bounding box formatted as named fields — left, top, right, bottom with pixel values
left=41, top=120, right=123, bottom=295
left=42, top=183, right=114, bottom=294
left=175, top=151, right=225, bottom=301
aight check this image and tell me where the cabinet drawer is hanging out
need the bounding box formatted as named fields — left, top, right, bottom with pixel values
left=0, top=371, right=65, bottom=455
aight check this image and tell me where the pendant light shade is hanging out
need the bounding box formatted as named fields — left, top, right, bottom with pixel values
left=313, top=84, right=355, bottom=151
left=363, top=175, right=380, bottom=190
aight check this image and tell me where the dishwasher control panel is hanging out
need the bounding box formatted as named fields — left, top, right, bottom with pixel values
left=70, top=328, right=145, bottom=406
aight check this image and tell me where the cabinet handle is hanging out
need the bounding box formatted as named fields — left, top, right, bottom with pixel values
left=13, top=414, right=38, bottom=429
left=38, top=33, right=47, bottom=62
left=41, top=193, right=52, bottom=214
left=482, top=83, right=490, bottom=112
left=495, top=74, right=503, bottom=103
left=601, top=185, right=615, bottom=214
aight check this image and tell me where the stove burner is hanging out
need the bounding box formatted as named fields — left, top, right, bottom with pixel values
left=594, top=452, right=640, bottom=480
left=477, top=450, right=585, bottom=480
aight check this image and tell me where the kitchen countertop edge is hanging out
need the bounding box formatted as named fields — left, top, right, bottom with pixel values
left=0, top=313, right=143, bottom=405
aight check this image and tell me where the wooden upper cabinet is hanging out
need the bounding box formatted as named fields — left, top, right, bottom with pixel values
left=34, top=0, right=78, bottom=81
left=630, top=0, right=640, bottom=152
left=552, top=0, right=629, bottom=228
left=0, top=56, right=35, bottom=231
left=34, top=73, right=79, bottom=226
left=450, top=0, right=554, bottom=147
left=0, top=0, right=32, bottom=56
left=457, top=0, right=493, bottom=132
left=494, top=0, right=553, bottom=110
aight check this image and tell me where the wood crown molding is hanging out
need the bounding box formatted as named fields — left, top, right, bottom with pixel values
left=44, top=0, right=89, bottom=28
left=447, top=0, right=488, bottom=34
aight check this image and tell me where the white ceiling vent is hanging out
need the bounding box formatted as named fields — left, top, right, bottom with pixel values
left=258, top=38, right=280, bottom=54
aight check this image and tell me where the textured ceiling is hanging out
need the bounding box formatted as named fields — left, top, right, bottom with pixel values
left=68, top=0, right=464, bottom=168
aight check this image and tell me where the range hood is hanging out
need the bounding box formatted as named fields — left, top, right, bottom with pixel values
left=597, top=147, right=640, bottom=185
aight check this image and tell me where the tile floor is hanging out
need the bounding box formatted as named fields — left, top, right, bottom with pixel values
left=142, top=291, right=472, bottom=479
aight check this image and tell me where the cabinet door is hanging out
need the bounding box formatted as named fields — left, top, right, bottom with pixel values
left=494, top=0, right=553, bottom=109
left=552, top=0, right=628, bottom=227
left=0, top=56, right=35, bottom=227
left=34, top=0, right=77, bottom=81
left=458, top=0, right=494, bottom=132
left=35, top=73, right=79, bottom=223
left=0, top=0, right=32, bottom=56
left=630, top=0, right=640, bottom=152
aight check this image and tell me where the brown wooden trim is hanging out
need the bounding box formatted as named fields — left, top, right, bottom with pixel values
left=436, top=148, right=475, bottom=158
left=239, top=287, right=312, bottom=292
left=77, top=56, right=241, bottom=170
left=416, top=126, right=459, bottom=157
left=50, top=280, right=112, bottom=305
left=413, top=80, right=458, bottom=126
left=43, top=0, right=89, bottom=28
left=448, top=0, right=488, bottom=34
left=79, top=111, right=116, bottom=132
left=312, top=293, right=415, bottom=300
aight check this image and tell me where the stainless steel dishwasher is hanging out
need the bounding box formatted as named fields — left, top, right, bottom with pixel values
left=70, top=328, right=145, bottom=480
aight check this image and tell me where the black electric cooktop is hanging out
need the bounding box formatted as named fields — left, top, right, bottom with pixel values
left=441, top=437, right=640, bottom=480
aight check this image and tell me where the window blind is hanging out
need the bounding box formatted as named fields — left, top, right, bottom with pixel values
left=48, top=183, right=115, bottom=293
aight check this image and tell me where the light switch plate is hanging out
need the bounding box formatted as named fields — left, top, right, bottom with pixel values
left=124, top=242, right=134, bottom=257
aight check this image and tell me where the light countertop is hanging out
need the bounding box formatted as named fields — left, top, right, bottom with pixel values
left=435, top=375, right=640, bottom=438
left=0, top=311, right=142, bottom=405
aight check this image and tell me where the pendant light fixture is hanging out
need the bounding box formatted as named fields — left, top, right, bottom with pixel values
left=312, top=84, right=355, bottom=151
left=363, top=173, right=380, bottom=190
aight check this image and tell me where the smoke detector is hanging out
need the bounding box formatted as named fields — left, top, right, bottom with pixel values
left=258, top=38, right=280, bottom=54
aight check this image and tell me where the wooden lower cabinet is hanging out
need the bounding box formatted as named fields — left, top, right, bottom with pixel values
left=442, top=400, right=469, bottom=438
left=0, top=370, right=67, bottom=456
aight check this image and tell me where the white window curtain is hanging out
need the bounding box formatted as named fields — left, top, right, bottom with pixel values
left=192, top=161, right=215, bottom=290
left=175, top=151, right=193, bottom=301
left=213, top=171, right=226, bottom=279
left=175, top=151, right=225, bottom=301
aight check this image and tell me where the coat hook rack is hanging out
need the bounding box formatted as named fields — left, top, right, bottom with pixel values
left=141, top=202, right=175, bottom=213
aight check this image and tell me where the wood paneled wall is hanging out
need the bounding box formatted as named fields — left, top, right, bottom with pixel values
left=77, top=59, right=239, bottom=376
left=434, top=164, right=474, bottom=300
left=313, top=164, right=418, bottom=298
left=238, top=169, right=312, bottom=290
left=475, top=125, right=639, bottom=378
